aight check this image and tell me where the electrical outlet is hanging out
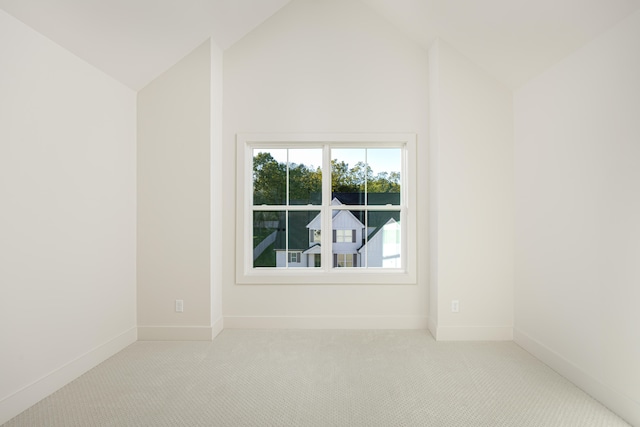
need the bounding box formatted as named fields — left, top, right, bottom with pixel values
left=451, top=300, right=459, bottom=313
left=175, top=299, right=184, bottom=313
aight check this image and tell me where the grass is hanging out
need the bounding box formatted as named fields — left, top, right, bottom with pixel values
left=254, top=243, right=276, bottom=267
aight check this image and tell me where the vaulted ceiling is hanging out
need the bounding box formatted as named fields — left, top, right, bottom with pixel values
left=2, top=0, right=639, bottom=90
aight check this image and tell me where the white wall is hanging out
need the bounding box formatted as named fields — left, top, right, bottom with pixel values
left=514, top=10, right=640, bottom=425
left=0, top=10, right=137, bottom=424
left=222, top=0, right=430, bottom=328
left=210, top=41, right=224, bottom=337
left=137, top=40, right=214, bottom=340
left=428, top=39, right=514, bottom=341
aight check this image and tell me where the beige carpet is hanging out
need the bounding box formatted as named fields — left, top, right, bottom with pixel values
left=4, top=330, right=629, bottom=426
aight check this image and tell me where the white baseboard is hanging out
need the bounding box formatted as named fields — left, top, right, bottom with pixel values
left=212, top=317, right=224, bottom=339
left=427, top=316, right=438, bottom=339
left=223, top=315, right=428, bottom=329
left=0, top=326, right=136, bottom=425
left=137, top=325, right=213, bottom=341
left=514, top=328, right=639, bottom=427
left=433, top=325, right=513, bottom=341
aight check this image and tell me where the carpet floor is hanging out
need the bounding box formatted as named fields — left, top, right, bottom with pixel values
left=4, top=329, right=630, bottom=426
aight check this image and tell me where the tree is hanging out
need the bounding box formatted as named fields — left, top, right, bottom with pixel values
left=368, top=171, right=400, bottom=193
left=253, top=152, right=286, bottom=205
left=253, top=154, right=400, bottom=205
left=331, top=160, right=362, bottom=193
left=289, top=163, right=322, bottom=204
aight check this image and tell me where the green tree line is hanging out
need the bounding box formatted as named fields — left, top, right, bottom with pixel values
left=253, top=152, right=400, bottom=205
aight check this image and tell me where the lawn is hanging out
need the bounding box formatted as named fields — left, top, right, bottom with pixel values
left=254, top=242, right=276, bottom=267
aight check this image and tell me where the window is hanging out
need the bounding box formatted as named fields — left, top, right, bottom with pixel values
left=334, top=229, right=355, bottom=243
left=288, top=252, right=301, bottom=263
left=335, top=253, right=355, bottom=268
left=237, top=133, right=417, bottom=284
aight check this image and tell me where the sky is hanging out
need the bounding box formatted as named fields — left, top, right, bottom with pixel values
left=255, top=148, right=401, bottom=175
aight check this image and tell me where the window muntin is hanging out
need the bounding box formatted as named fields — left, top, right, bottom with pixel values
left=252, top=147, right=402, bottom=270
left=238, top=133, right=416, bottom=284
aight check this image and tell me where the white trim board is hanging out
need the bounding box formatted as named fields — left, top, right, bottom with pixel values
left=236, top=133, right=418, bottom=286
left=514, top=328, right=640, bottom=427
left=224, top=315, right=428, bottom=329
left=427, top=316, right=438, bottom=339
left=212, top=317, right=224, bottom=339
left=433, top=325, right=513, bottom=341
left=137, top=326, right=213, bottom=341
left=0, top=327, right=137, bottom=425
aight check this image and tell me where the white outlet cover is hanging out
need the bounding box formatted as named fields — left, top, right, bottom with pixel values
left=451, top=300, right=459, bottom=313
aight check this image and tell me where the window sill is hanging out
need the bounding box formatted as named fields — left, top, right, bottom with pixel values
left=237, top=269, right=417, bottom=285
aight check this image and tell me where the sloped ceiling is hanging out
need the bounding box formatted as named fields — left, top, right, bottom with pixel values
left=1, top=0, right=639, bottom=90
left=362, top=0, right=640, bottom=88
left=0, top=0, right=292, bottom=90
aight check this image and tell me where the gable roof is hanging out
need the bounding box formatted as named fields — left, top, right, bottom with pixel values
left=358, top=216, right=400, bottom=253
left=273, top=210, right=316, bottom=251
left=274, top=196, right=399, bottom=252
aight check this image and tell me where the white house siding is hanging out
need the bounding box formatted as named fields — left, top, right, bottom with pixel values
left=331, top=210, right=364, bottom=255
left=306, top=213, right=321, bottom=230
left=360, top=219, right=401, bottom=268
left=276, top=250, right=308, bottom=268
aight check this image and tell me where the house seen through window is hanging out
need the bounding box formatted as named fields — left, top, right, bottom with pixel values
left=251, top=145, right=403, bottom=270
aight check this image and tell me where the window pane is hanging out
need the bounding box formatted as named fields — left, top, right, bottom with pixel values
left=253, top=211, right=285, bottom=268
left=253, top=149, right=286, bottom=205
left=287, top=210, right=322, bottom=268
left=246, top=137, right=411, bottom=278
left=334, top=253, right=354, bottom=268
left=331, top=148, right=365, bottom=205
left=331, top=209, right=365, bottom=268
left=289, top=148, right=322, bottom=205
left=364, top=210, right=401, bottom=268
left=366, top=148, right=401, bottom=205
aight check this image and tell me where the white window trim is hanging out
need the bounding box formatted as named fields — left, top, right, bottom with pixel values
left=236, top=133, right=417, bottom=285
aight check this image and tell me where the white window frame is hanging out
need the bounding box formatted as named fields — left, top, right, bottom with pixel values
left=236, top=133, right=417, bottom=285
